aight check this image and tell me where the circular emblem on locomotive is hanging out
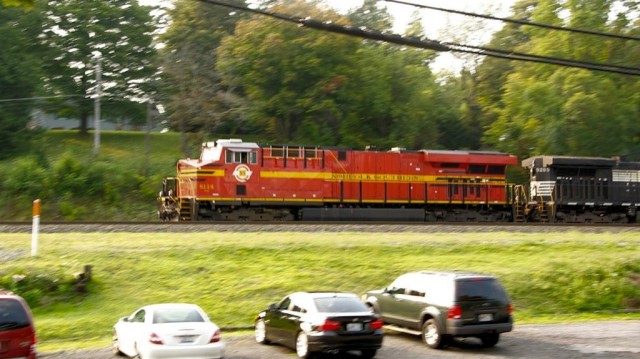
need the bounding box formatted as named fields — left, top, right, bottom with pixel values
left=232, top=164, right=253, bottom=182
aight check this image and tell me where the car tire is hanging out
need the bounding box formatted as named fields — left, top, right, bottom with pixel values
left=255, top=319, right=270, bottom=344
left=132, top=344, right=143, bottom=359
left=421, top=319, right=447, bottom=349
left=111, top=330, right=125, bottom=356
left=480, top=333, right=500, bottom=347
left=296, top=332, right=314, bottom=358
left=361, top=349, right=377, bottom=358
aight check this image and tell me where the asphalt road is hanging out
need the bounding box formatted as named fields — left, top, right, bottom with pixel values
left=41, top=320, right=640, bottom=359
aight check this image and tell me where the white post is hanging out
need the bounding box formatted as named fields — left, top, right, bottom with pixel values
left=31, top=199, right=40, bottom=257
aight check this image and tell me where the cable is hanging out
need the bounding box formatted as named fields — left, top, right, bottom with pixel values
left=197, top=0, right=640, bottom=76
left=384, top=0, right=640, bottom=42
left=0, top=95, right=85, bottom=103
left=445, top=42, right=640, bottom=74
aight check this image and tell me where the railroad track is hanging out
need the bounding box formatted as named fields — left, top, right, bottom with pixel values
left=1, top=221, right=639, bottom=233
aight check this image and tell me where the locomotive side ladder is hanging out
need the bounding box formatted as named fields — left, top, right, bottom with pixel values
left=513, top=185, right=527, bottom=222
left=179, top=197, right=193, bottom=221
left=535, top=189, right=554, bottom=223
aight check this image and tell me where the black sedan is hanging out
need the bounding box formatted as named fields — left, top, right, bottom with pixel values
left=255, top=292, right=384, bottom=358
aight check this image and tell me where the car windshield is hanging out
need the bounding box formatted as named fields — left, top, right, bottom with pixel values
left=0, top=299, right=30, bottom=330
left=455, top=279, right=507, bottom=301
left=314, top=296, right=369, bottom=313
left=153, top=307, right=205, bottom=324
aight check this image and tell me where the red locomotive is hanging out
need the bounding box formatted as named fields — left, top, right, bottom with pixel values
left=158, top=139, right=518, bottom=221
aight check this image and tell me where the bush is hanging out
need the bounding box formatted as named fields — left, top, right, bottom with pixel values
left=1, top=157, right=50, bottom=200
left=0, top=270, right=82, bottom=308
left=52, top=154, right=87, bottom=197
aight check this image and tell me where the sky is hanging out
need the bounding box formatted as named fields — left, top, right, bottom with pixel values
left=141, top=0, right=518, bottom=72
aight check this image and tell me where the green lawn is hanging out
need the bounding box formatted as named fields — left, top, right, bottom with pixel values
left=1, top=230, right=639, bottom=352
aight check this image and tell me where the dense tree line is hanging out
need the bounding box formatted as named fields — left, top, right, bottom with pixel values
left=1, top=0, right=639, bottom=162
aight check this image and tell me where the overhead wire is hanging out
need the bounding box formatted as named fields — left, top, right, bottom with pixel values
left=0, top=95, right=85, bottom=103
left=197, top=0, right=640, bottom=76
left=383, top=0, right=640, bottom=42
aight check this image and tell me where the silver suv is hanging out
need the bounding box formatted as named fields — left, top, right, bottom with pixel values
left=363, top=271, right=513, bottom=349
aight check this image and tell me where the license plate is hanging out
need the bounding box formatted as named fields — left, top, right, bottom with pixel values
left=478, top=313, right=493, bottom=322
left=346, top=323, right=363, bottom=332
left=178, top=335, right=196, bottom=343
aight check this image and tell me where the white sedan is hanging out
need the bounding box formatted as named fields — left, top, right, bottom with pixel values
left=112, top=303, right=225, bottom=359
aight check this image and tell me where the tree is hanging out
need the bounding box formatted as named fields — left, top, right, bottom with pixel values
left=483, top=0, right=640, bottom=159
left=40, top=0, right=157, bottom=134
left=159, top=0, right=248, bottom=149
left=0, top=3, right=43, bottom=159
left=216, top=0, right=446, bottom=149
left=347, top=0, right=393, bottom=32
left=217, top=0, right=360, bottom=143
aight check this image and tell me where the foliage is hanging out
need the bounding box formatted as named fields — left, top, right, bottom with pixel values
left=347, top=0, right=393, bottom=32
left=216, top=1, right=448, bottom=149
left=1, top=157, right=50, bottom=201
left=0, top=269, right=81, bottom=308
left=0, top=231, right=637, bottom=352
left=0, top=4, right=44, bottom=159
left=480, top=0, right=640, bottom=160
left=0, top=131, right=182, bottom=221
left=39, top=0, right=158, bottom=134
left=159, top=0, right=248, bottom=153
left=1, top=0, right=33, bottom=7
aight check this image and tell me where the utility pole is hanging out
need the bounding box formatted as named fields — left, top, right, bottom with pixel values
left=93, top=56, right=102, bottom=155
left=144, top=100, right=152, bottom=176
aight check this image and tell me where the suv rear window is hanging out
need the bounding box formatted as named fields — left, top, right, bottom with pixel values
left=455, top=278, right=508, bottom=301
left=0, top=298, right=30, bottom=330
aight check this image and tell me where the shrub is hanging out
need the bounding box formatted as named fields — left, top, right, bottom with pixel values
left=1, top=157, right=49, bottom=200
left=0, top=270, right=82, bottom=308
left=52, top=154, right=87, bottom=197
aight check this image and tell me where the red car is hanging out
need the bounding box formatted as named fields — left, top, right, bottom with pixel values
left=0, top=292, right=37, bottom=359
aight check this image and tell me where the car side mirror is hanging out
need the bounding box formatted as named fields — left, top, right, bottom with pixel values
left=268, top=303, right=276, bottom=310
left=121, top=316, right=129, bottom=322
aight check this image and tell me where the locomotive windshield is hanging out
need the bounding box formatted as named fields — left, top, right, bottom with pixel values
left=226, top=149, right=257, bottom=164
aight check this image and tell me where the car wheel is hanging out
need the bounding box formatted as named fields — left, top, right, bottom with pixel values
left=132, top=344, right=143, bottom=359
left=480, top=333, right=500, bottom=347
left=295, top=332, right=314, bottom=358
left=361, top=349, right=377, bottom=358
left=255, top=319, right=270, bottom=344
left=111, top=330, right=125, bottom=356
left=421, top=319, right=446, bottom=349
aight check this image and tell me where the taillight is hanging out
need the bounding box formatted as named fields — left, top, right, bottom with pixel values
left=319, top=320, right=341, bottom=331
left=447, top=305, right=462, bottom=319
left=508, top=304, right=514, bottom=315
left=369, top=319, right=383, bottom=330
left=149, top=332, right=163, bottom=345
left=209, top=329, right=221, bottom=343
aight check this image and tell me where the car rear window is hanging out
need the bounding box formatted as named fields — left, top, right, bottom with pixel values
left=153, top=307, right=204, bottom=323
left=314, top=297, right=369, bottom=313
left=455, top=278, right=508, bottom=301
left=0, top=298, right=30, bottom=330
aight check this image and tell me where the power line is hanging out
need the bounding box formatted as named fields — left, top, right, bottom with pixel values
left=383, top=0, right=640, bottom=42
left=197, top=0, right=640, bottom=76
left=0, top=95, right=85, bottom=103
